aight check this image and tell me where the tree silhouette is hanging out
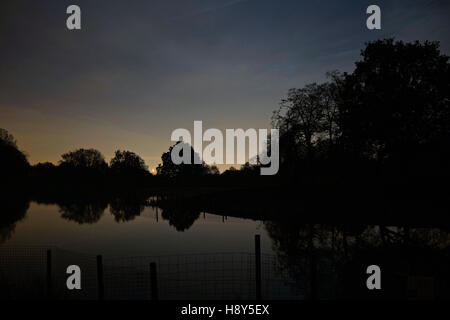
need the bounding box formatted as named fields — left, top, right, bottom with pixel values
left=60, top=148, right=107, bottom=169
left=222, top=166, right=238, bottom=176
left=0, top=128, right=29, bottom=182
left=110, top=150, right=148, bottom=175
left=340, top=39, right=450, bottom=177
left=0, top=128, right=18, bottom=148
left=271, top=39, right=450, bottom=182
left=272, top=76, right=342, bottom=178
left=33, top=162, right=56, bottom=171
left=239, top=162, right=259, bottom=176
left=156, top=141, right=210, bottom=177
left=273, top=84, right=324, bottom=159
left=57, top=148, right=108, bottom=184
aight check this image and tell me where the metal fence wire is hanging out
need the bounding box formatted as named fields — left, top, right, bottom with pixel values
left=0, top=246, right=311, bottom=300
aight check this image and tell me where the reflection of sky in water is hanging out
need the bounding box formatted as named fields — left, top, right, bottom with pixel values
left=4, top=202, right=274, bottom=257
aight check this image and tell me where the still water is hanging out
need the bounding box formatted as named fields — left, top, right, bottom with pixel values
left=1, top=201, right=298, bottom=299
left=2, top=198, right=449, bottom=299
left=3, top=202, right=274, bottom=257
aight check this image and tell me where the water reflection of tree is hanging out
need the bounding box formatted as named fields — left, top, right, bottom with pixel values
left=161, top=207, right=200, bottom=232
left=59, top=200, right=107, bottom=224
left=109, top=197, right=146, bottom=222
left=150, top=196, right=201, bottom=231
left=265, top=222, right=450, bottom=299
left=0, top=195, right=29, bottom=243
left=264, top=223, right=337, bottom=299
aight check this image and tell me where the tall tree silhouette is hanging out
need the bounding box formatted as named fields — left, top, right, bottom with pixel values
left=272, top=76, right=342, bottom=178
left=273, top=84, right=324, bottom=159
left=340, top=39, right=450, bottom=177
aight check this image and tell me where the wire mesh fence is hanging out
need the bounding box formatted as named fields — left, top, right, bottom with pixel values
left=0, top=246, right=309, bottom=300
left=0, top=246, right=48, bottom=299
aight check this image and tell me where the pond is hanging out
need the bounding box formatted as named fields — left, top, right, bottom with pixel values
left=1, top=196, right=449, bottom=299
left=3, top=202, right=274, bottom=257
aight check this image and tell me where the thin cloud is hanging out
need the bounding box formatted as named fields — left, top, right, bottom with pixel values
left=169, top=0, right=250, bottom=22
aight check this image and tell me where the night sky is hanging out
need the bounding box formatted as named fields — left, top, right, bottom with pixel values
left=1, top=0, right=449, bottom=171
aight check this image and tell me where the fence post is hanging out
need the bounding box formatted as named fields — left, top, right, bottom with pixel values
left=96, top=255, right=104, bottom=300
left=310, top=250, right=317, bottom=300
left=255, top=234, right=262, bottom=300
left=150, top=262, right=158, bottom=300
left=308, top=224, right=317, bottom=300
left=46, top=249, right=52, bottom=298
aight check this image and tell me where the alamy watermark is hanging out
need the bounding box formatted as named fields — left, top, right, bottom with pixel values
left=170, top=121, right=279, bottom=175
left=66, top=5, right=380, bottom=31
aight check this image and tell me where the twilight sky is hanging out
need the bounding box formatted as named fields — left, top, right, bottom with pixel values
left=1, top=0, right=449, bottom=171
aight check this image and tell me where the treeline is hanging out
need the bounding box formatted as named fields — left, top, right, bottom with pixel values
left=0, top=129, right=267, bottom=191
left=273, top=39, right=450, bottom=187
left=31, top=149, right=150, bottom=186
left=1, top=39, right=449, bottom=191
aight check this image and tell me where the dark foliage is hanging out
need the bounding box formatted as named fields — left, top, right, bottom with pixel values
left=273, top=39, right=450, bottom=185
left=156, top=141, right=215, bottom=177
left=110, top=150, right=148, bottom=174
left=0, top=128, right=29, bottom=182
